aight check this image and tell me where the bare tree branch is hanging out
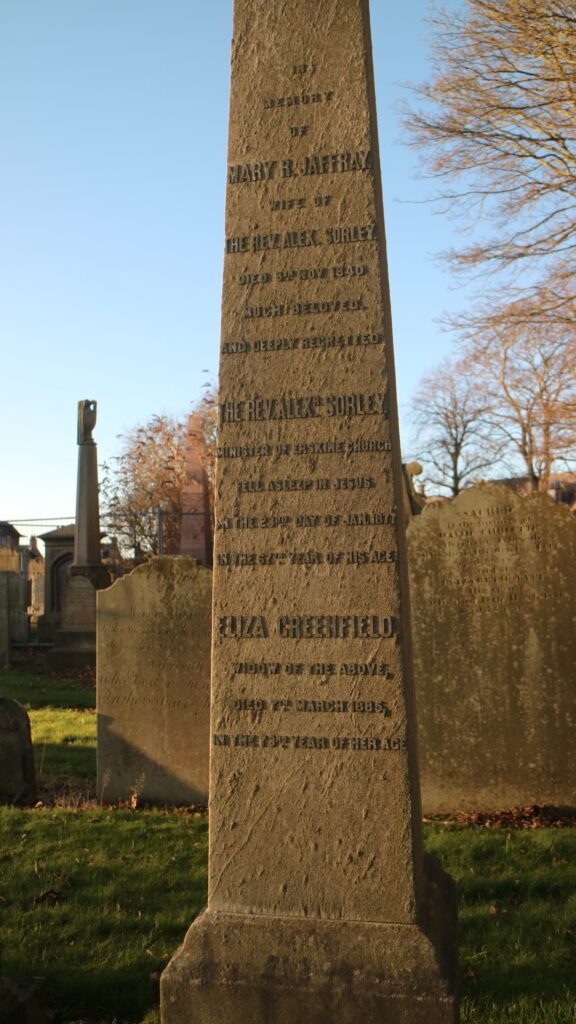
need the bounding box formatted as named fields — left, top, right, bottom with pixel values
left=402, top=0, right=576, bottom=278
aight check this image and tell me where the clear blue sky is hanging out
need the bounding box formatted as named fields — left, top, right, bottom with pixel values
left=1, top=0, right=466, bottom=525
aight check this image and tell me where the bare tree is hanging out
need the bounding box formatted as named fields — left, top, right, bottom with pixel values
left=458, top=308, right=576, bottom=489
left=100, top=387, right=220, bottom=558
left=194, top=383, right=218, bottom=488
left=101, top=414, right=188, bottom=556
left=402, top=0, right=576, bottom=282
left=408, top=357, right=499, bottom=495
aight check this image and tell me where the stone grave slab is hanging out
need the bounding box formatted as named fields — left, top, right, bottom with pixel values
left=97, top=557, right=211, bottom=805
left=161, top=2, right=458, bottom=1021
left=0, top=698, right=36, bottom=803
left=0, top=575, right=9, bottom=669
left=6, top=573, right=30, bottom=644
left=408, top=483, right=576, bottom=811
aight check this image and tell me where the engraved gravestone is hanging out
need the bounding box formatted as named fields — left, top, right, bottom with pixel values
left=5, top=574, right=30, bottom=644
left=161, top=2, right=458, bottom=1021
left=97, top=557, right=211, bottom=805
left=408, top=483, right=576, bottom=811
left=0, top=574, right=10, bottom=669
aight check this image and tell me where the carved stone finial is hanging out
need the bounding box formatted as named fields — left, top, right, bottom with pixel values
left=78, top=400, right=97, bottom=445
left=402, top=461, right=426, bottom=519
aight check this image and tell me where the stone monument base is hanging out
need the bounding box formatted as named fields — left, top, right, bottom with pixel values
left=45, top=630, right=96, bottom=672
left=161, top=856, right=458, bottom=1024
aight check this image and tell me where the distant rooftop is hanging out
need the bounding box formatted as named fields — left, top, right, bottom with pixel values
left=39, top=525, right=76, bottom=541
left=0, top=521, right=22, bottom=541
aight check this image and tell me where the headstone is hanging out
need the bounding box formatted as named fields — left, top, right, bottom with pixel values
left=0, top=575, right=9, bottom=669
left=46, top=401, right=110, bottom=671
left=97, top=557, right=211, bottom=805
left=6, top=573, right=30, bottom=644
left=408, top=482, right=576, bottom=812
left=0, top=572, right=30, bottom=656
left=0, top=698, right=36, bottom=803
left=180, top=413, right=213, bottom=565
left=161, top=2, right=458, bottom=1021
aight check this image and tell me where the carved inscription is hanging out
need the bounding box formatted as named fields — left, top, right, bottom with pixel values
left=243, top=297, right=367, bottom=316
left=215, top=510, right=396, bottom=531
left=233, top=661, right=394, bottom=677
left=216, top=439, right=392, bottom=458
left=263, top=90, right=334, bottom=108
left=213, top=39, right=408, bottom=772
left=212, top=733, right=406, bottom=751
left=216, top=614, right=396, bottom=639
left=222, top=331, right=382, bottom=354
left=227, top=150, right=372, bottom=183
left=218, top=393, right=388, bottom=423
left=226, top=223, right=377, bottom=253
left=217, top=550, right=396, bottom=567
left=237, top=265, right=369, bottom=285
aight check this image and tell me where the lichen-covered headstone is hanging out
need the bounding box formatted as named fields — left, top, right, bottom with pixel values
left=408, top=483, right=576, bottom=811
left=97, top=557, right=211, bottom=805
left=0, top=698, right=36, bottom=803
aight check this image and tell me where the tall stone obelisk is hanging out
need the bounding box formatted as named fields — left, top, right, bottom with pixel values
left=70, top=400, right=110, bottom=586
left=162, top=2, right=459, bottom=1021
left=47, top=401, right=110, bottom=670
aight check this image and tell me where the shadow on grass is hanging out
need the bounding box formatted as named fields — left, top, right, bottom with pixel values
left=28, top=935, right=200, bottom=1024
left=0, top=672, right=95, bottom=710
left=2, top=809, right=208, bottom=1023
left=459, top=894, right=576, bottom=1011
left=35, top=742, right=96, bottom=780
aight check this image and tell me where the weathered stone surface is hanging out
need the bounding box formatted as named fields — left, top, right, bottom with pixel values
left=0, top=574, right=9, bottom=669
left=164, top=866, right=458, bottom=1023
left=0, top=698, right=36, bottom=803
left=61, top=575, right=97, bottom=632
left=0, top=572, right=30, bottom=665
left=161, top=2, right=458, bottom=1021
left=46, top=575, right=99, bottom=672
left=408, top=483, right=576, bottom=812
left=97, top=557, right=211, bottom=805
left=1, top=572, right=30, bottom=646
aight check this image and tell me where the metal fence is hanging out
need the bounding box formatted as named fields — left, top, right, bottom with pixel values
left=8, top=510, right=211, bottom=560
left=8, top=518, right=75, bottom=555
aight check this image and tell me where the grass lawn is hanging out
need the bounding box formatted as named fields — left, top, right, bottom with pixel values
left=1, top=655, right=96, bottom=783
left=428, top=826, right=576, bottom=1023
left=1, top=655, right=575, bottom=1023
left=0, top=805, right=207, bottom=1024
